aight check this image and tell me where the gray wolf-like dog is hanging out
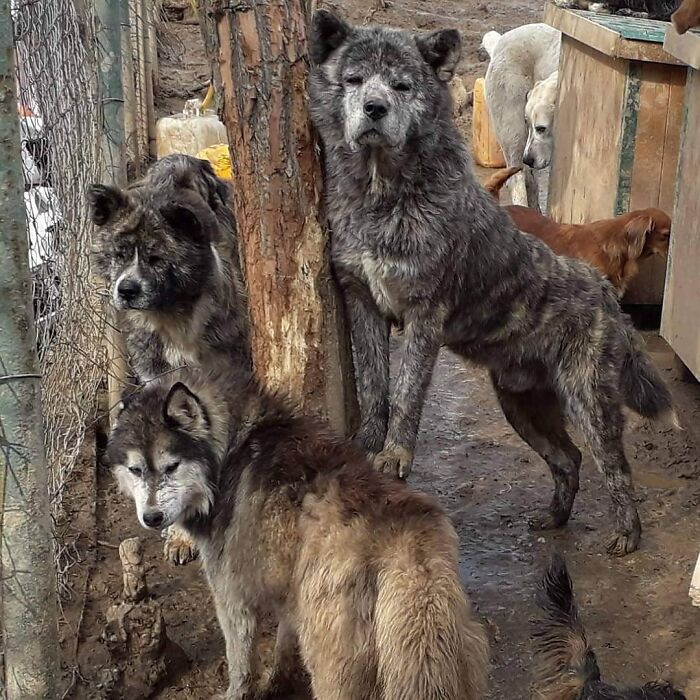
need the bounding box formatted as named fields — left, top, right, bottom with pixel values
left=308, top=10, right=675, bottom=556
left=90, top=154, right=251, bottom=565
left=532, top=554, right=687, bottom=700
left=89, top=154, right=250, bottom=383
left=108, top=367, right=490, bottom=700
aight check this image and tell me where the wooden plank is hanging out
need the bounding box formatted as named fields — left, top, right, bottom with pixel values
left=580, top=12, right=669, bottom=43
left=624, top=62, right=682, bottom=303
left=628, top=62, right=670, bottom=211
left=659, top=68, right=687, bottom=211
left=549, top=36, right=627, bottom=223
left=545, top=4, right=684, bottom=64
left=615, top=62, right=642, bottom=215
left=664, top=25, right=700, bottom=69
left=661, top=67, right=700, bottom=378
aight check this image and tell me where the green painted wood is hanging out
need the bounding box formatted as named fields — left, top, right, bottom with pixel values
left=575, top=9, right=669, bottom=43
left=615, top=61, right=641, bottom=214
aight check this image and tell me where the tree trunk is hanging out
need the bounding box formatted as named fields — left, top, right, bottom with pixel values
left=199, top=0, right=357, bottom=434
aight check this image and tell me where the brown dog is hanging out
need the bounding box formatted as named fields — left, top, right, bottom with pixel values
left=672, top=0, right=700, bottom=33
left=485, top=167, right=671, bottom=294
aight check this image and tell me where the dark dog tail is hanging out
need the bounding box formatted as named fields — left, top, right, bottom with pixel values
left=532, top=554, right=601, bottom=700
left=620, top=326, right=678, bottom=425
left=483, top=166, right=522, bottom=200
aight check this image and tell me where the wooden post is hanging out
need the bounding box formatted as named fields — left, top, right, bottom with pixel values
left=199, top=0, right=357, bottom=434
left=96, top=0, right=130, bottom=425
left=0, top=1, right=60, bottom=694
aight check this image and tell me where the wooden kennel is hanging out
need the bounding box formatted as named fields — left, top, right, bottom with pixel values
left=545, top=5, right=686, bottom=304
left=660, top=27, right=700, bottom=382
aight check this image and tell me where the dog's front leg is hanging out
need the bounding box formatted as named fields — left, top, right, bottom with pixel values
left=343, top=279, right=391, bottom=455
left=374, top=309, right=444, bottom=478
left=214, top=594, right=259, bottom=700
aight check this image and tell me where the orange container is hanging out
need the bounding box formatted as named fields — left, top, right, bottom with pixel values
left=472, top=77, right=506, bottom=168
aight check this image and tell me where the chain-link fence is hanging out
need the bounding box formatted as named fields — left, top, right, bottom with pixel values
left=3, top=0, right=159, bottom=694
left=12, top=0, right=107, bottom=602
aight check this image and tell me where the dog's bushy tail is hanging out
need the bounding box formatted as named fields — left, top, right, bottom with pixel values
left=531, top=554, right=601, bottom=700
left=375, top=555, right=489, bottom=700
left=484, top=166, right=522, bottom=200
left=481, top=30, right=501, bottom=57
left=620, top=325, right=678, bottom=425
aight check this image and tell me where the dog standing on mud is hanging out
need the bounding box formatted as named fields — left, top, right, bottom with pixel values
left=108, top=367, right=490, bottom=700
left=90, top=154, right=251, bottom=564
left=309, top=11, right=675, bottom=556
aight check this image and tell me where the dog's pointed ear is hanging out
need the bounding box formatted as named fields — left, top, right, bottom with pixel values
left=88, top=184, right=128, bottom=226
left=416, top=29, right=462, bottom=81
left=624, top=215, right=653, bottom=260
left=160, top=200, right=204, bottom=239
left=164, top=382, right=210, bottom=435
left=310, top=10, right=351, bottom=65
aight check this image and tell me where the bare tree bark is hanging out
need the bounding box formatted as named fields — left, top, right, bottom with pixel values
left=199, top=0, right=357, bottom=434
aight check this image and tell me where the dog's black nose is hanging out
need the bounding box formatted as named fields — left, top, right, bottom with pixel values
left=523, top=153, right=535, bottom=168
left=143, top=511, right=164, bottom=528
left=364, top=100, right=388, bottom=121
left=118, top=279, right=141, bottom=301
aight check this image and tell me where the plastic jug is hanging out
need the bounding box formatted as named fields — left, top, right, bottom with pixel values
left=472, top=77, right=506, bottom=168
left=156, top=108, right=228, bottom=159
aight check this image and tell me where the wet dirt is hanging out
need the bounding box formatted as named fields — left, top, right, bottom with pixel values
left=64, top=0, right=700, bottom=698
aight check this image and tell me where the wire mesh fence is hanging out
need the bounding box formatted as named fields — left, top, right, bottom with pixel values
left=11, top=0, right=107, bottom=596
left=2, top=0, right=159, bottom=693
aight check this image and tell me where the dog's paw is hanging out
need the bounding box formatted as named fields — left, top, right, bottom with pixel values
left=373, top=445, right=414, bottom=479
left=527, top=510, right=565, bottom=531
left=164, top=526, right=198, bottom=565
left=606, top=530, right=640, bottom=557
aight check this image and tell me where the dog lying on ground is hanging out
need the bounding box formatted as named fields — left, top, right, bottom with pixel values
left=90, top=154, right=251, bottom=565
left=532, top=554, right=687, bottom=700
left=482, top=24, right=561, bottom=207
left=485, top=167, right=672, bottom=294
left=554, top=0, right=679, bottom=20
left=309, top=10, right=675, bottom=556
left=672, top=0, right=700, bottom=32
left=108, top=367, right=490, bottom=700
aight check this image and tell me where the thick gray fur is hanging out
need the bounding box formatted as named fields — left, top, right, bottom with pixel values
left=89, top=154, right=251, bottom=384
left=308, top=10, right=675, bottom=556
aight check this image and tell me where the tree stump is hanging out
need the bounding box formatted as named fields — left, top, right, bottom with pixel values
left=198, top=0, right=357, bottom=435
left=102, top=537, right=187, bottom=698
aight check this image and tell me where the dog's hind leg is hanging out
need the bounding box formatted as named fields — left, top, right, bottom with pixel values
left=491, top=376, right=582, bottom=529
left=484, top=66, right=531, bottom=206
left=568, top=391, right=641, bottom=556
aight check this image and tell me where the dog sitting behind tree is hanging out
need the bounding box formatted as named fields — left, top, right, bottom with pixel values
left=89, top=154, right=251, bottom=566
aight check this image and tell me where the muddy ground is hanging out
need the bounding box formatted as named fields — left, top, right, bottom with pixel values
left=62, top=0, right=700, bottom=698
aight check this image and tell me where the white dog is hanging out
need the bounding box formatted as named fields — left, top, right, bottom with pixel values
left=483, top=24, right=560, bottom=208
left=524, top=71, right=559, bottom=170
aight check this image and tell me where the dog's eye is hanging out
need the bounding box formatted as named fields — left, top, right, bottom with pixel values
left=114, top=250, right=129, bottom=262
left=128, top=466, right=143, bottom=477
left=535, top=125, right=547, bottom=135
left=393, top=82, right=411, bottom=93
left=148, top=255, right=161, bottom=265
left=165, top=462, right=179, bottom=475
left=345, top=76, right=363, bottom=86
